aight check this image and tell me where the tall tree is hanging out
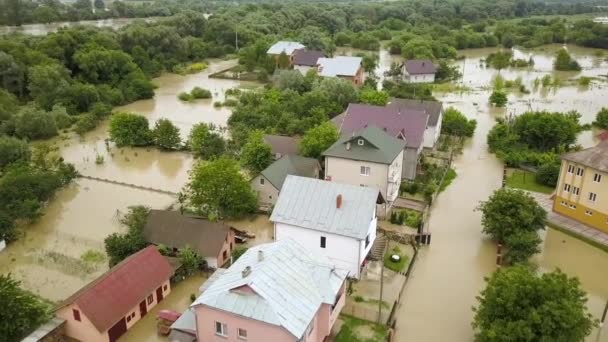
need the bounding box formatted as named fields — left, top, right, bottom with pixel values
left=185, top=157, right=257, bottom=220
left=187, top=123, right=225, bottom=159
left=240, top=131, right=273, bottom=174
left=299, top=122, right=339, bottom=159
left=473, top=266, right=597, bottom=342
left=108, top=112, right=151, bottom=147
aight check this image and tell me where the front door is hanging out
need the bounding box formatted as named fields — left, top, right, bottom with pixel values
left=156, top=286, right=164, bottom=302
left=107, top=318, right=127, bottom=342
left=139, top=300, right=147, bottom=318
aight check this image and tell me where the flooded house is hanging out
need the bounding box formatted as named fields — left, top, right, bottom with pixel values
left=189, top=239, right=348, bottom=342
left=332, top=102, right=430, bottom=180
left=322, top=125, right=405, bottom=213
left=142, top=210, right=235, bottom=269
left=56, top=246, right=172, bottom=342
left=317, top=56, right=365, bottom=86
left=553, top=141, right=608, bottom=234
left=266, top=41, right=305, bottom=66
left=270, top=176, right=381, bottom=279
left=402, top=59, right=437, bottom=83
left=250, top=155, right=321, bottom=208
left=263, top=134, right=301, bottom=160
left=293, top=49, right=325, bottom=75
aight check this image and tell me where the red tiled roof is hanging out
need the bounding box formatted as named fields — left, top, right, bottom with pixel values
left=59, top=246, right=172, bottom=332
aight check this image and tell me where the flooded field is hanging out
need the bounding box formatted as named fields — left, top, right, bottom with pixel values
left=393, top=45, right=608, bottom=341
left=0, top=17, right=156, bottom=36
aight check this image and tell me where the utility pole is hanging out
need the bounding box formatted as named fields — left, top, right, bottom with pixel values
left=235, top=27, right=239, bottom=51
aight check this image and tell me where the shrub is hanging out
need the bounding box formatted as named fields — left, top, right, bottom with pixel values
left=74, top=114, right=98, bottom=135
left=595, top=108, right=608, bottom=129
left=489, top=91, right=507, bottom=107
left=190, top=87, right=212, bottom=99
left=178, top=92, right=193, bottom=101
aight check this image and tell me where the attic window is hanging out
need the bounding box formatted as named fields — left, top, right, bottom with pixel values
left=357, top=139, right=364, bottom=146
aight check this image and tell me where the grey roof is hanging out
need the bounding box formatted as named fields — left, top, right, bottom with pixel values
left=170, top=309, right=197, bottom=336
left=561, top=141, right=608, bottom=173
left=192, top=239, right=348, bottom=339
left=263, top=134, right=301, bottom=157
left=404, top=59, right=436, bottom=75
left=270, top=176, right=379, bottom=239
left=388, top=98, right=443, bottom=126
left=332, top=103, right=429, bottom=149
left=199, top=268, right=227, bottom=293
left=143, top=210, right=230, bottom=258
left=318, top=56, right=362, bottom=77
left=323, top=126, right=406, bottom=164
left=267, top=41, right=305, bottom=55
left=259, top=155, right=320, bottom=190
left=293, top=49, right=325, bottom=66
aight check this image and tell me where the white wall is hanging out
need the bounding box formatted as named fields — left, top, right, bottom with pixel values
left=275, top=222, right=363, bottom=278
left=386, top=150, right=404, bottom=202
left=205, top=256, right=218, bottom=269
left=295, top=65, right=313, bottom=75
left=402, top=147, right=421, bottom=180
left=403, top=73, right=435, bottom=84
left=422, top=110, right=443, bottom=149
left=358, top=217, right=377, bottom=266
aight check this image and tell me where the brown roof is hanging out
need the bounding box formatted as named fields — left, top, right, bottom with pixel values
left=143, top=210, right=230, bottom=258
left=404, top=59, right=436, bottom=75
left=263, top=134, right=301, bottom=157
left=59, top=246, right=172, bottom=332
left=561, top=141, right=608, bottom=173
left=293, top=49, right=325, bottom=66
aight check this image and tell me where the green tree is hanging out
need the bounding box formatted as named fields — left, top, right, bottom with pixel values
left=187, top=123, right=225, bottom=159
left=0, top=274, right=52, bottom=341
left=359, top=88, right=389, bottom=106
left=315, top=78, right=358, bottom=110
left=185, top=157, right=257, bottom=219
left=108, top=112, right=151, bottom=147
left=594, top=107, right=608, bottom=129
left=358, top=53, right=379, bottom=76
left=152, top=118, right=181, bottom=150
left=489, top=90, right=507, bottom=107
left=503, top=231, right=542, bottom=265
left=14, top=106, right=58, bottom=140
left=274, top=70, right=307, bottom=92
left=27, top=64, right=71, bottom=111
left=512, top=111, right=580, bottom=151
left=0, top=135, right=30, bottom=169
left=473, top=266, right=596, bottom=342
left=178, top=245, right=200, bottom=276
left=240, top=131, right=273, bottom=174
left=277, top=51, right=290, bottom=69
left=299, top=122, right=339, bottom=159
left=536, top=160, right=561, bottom=187
left=442, top=107, right=477, bottom=138
left=477, top=188, right=546, bottom=244
left=104, top=206, right=149, bottom=266
left=554, top=49, right=581, bottom=71
left=487, top=51, right=512, bottom=71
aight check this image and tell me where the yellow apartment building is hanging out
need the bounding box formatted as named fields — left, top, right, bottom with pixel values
left=553, top=141, right=608, bottom=234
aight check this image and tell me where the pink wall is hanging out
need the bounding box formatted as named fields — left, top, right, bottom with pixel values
left=56, top=279, right=171, bottom=342
left=217, top=230, right=235, bottom=267
left=195, top=305, right=297, bottom=342
left=194, top=279, right=346, bottom=342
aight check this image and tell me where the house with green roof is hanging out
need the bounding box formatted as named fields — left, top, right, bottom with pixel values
left=322, top=126, right=406, bottom=210
left=250, top=155, right=321, bottom=208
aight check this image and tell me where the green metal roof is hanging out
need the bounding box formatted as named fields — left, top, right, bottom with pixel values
left=260, top=155, right=320, bottom=190
left=322, top=125, right=406, bottom=164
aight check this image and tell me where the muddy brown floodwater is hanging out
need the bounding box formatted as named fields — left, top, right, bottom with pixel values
left=393, top=45, right=608, bottom=342
left=0, top=58, right=258, bottom=302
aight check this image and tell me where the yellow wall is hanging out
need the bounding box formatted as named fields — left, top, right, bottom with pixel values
left=553, top=159, right=608, bottom=233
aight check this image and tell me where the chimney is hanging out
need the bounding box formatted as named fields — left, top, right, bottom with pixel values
left=242, top=266, right=252, bottom=278
left=258, top=250, right=264, bottom=262
left=346, top=142, right=351, bottom=150
left=336, top=194, right=342, bottom=209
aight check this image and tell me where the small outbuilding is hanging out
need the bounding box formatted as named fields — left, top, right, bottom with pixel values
left=402, top=59, right=436, bottom=83
left=143, top=210, right=235, bottom=269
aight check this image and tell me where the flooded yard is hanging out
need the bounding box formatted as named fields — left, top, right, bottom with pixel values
left=393, top=45, right=608, bottom=341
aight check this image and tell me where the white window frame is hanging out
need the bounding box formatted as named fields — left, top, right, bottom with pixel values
left=576, top=167, right=584, bottom=176
left=357, top=139, right=364, bottom=146
left=237, top=328, right=247, bottom=340
left=588, top=192, right=597, bottom=202
left=560, top=201, right=567, bottom=206
left=593, top=173, right=602, bottom=183
left=572, top=187, right=580, bottom=196
left=567, top=165, right=575, bottom=173
left=215, top=322, right=228, bottom=337
left=563, top=184, right=571, bottom=192
left=360, top=166, right=370, bottom=176
left=585, top=210, right=593, bottom=216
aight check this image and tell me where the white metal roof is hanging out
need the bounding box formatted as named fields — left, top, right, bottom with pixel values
left=192, top=239, right=348, bottom=339
left=270, top=176, right=379, bottom=239
left=267, top=41, right=305, bottom=55
left=317, top=56, right=362, bottom=77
